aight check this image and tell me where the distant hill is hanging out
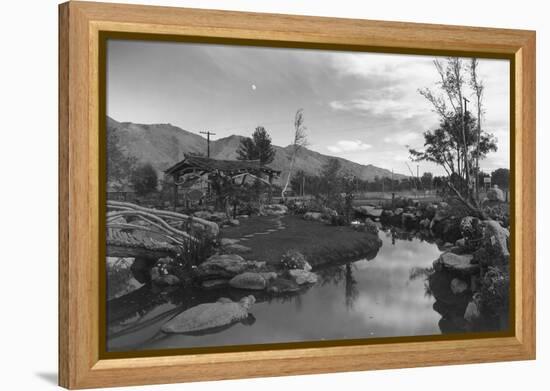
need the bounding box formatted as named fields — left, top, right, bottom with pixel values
left=107, top=116, right=406, bottom=183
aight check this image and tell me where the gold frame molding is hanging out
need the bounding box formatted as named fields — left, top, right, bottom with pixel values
left=59, top=1, right=536, bottom=389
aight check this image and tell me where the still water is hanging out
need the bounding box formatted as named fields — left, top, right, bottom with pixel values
left=107, top=231, right=444, bottom=352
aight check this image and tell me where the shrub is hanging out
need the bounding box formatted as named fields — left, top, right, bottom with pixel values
left=176, top=229, right=216, bottom=269
left=280, top=249, right=311, bottom=271
left=329, top=214, right=347, bottom=226
left=480, top=266, right=509, bottom=317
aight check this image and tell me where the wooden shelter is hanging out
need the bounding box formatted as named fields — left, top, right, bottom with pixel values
left=164, top=154, right=281, bottom=209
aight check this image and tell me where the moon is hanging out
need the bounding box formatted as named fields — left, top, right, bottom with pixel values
left=251, top=84, right=257, bottom=91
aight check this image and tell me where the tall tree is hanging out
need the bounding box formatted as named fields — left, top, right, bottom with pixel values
left=236, top=126, right=276, bottom=165
left=491, top=168, right=509, bottom=190
left=469, top=58, right=485, bottom=198
left=320, top=158, right=342, bottom=201
left=420, top=172, right=433, bottom=190
left=130, top=163, right=158, bottom=196
left=414, top=57, right=497, bottom=216
left=281, top=109, right=308, bottom=200
left=410, top=112, right=497, bottom=189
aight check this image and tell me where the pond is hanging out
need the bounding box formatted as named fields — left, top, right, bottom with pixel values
left=106, top=229, right=449, bottom=352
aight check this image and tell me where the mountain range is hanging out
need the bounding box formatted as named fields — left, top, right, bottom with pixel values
left=107, top=116, right=406, bottom=184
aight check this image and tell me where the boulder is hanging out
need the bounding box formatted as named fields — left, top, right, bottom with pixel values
left=259, top=272, right=278, bottom=281
left=402, top=212, right=417, bottom=228
left=161, top=296, right=256, bottom=333
left=357, top=206, right=383, bottom=218
left=322, top=207, right=338, bottom=218
left=225, top=243, right=252, bottom=253
left=481, top=220, right=510, bottom=265
left=450, top=278, right=468, bottom=295
left=154, top=274, right=181, bottom=286
left=229, top=272, right=267, bottom=290
left=433, top=252, right=479, bottom=276
left=431, top=212, right=462, bottom=243
left=419, top=218, right=431, bottom=229
left=263, top=204, right=288, bottom=216
left=381, top=209, right=394, bottom=218
left=201, top=279, right=229, bottom=290
left=455, top=238, right=466, bottom=248
left=464, top=294, right=482, bottom=323
left=130, top=257, right=156, bottom=284
left=193, top=211, right=212, bottom=220
left=150, top=266, right=161, bottom=281
left=424, top=203, right=438, bottom=219
left=288, top=269, right=318, bottom=285
left=486, top=186, right=505, bottom=202
left=303, top=212, right=323, bottom=221
left=267, top=278, right=301, bottom=294
left=228, top=219, right=240, bottom=226
left=220, top=238, right=240, bottom=246
left=428, top=271, right=470, bottom=308
left=195, top=254, right=265, bottom=280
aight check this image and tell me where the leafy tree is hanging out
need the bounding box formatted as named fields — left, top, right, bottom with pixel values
left=421, top=172, right=433, bottom=190
left=290, top=170, right=307, bottom=197
left=236, top=126, right=275, bottom=165
left=491, top=168, right=509, bottom=189
left=282, top=109, right=308, bottom=200
left=130, top=163, right=158, bottom=196
left=414, top=57, right=498, bottom=217
left=319, top=158, right=342, bottom=204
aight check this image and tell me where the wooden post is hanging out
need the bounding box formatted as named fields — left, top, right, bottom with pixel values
left=268, top=174, right=273, bottom=203
left=172, top=174, right=178, bottom=212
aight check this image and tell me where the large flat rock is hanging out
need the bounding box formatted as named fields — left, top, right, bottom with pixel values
left=161, top=296, right=255, bottom=334
left=195, top=254, right=265, bottom=280
left=434, top=252, right=479, bottom=276
left=229, top=272, right=267, bottom=290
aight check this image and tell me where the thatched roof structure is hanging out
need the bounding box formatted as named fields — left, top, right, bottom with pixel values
left=164, top=155, right=281, bottom=178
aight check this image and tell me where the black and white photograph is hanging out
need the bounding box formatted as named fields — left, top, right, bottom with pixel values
left=105, top=39, right=511, bottom=353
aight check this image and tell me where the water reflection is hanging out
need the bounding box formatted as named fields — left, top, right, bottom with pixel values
left=107, top=229, right=462, bottom=352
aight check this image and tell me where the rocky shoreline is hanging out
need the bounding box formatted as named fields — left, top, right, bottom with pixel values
left=353, top=195, right=510, bottom=331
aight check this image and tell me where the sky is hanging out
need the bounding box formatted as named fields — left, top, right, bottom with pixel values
left=107, top=39, right=510, bottom=176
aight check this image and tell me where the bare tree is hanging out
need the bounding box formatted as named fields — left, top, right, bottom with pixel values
left=281, top=109, right=308, bottom=200
left=469, top=58, right=485, bottom=200
left=414, top=57, right=497, bottom=218
left=418, top=58, right=474, bottom=198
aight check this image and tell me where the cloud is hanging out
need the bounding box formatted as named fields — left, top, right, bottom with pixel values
left=383, top=131, right=421, bottom=146
left=329, top=98, right=426, bottom=119
left=327, top=140, right=372, bottom=153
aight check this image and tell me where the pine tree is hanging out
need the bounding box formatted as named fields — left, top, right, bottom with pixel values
left=236, top=126, right=275, bottom=166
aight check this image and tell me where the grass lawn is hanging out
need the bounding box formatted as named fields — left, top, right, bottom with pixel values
left=220, top=215, right=381, bottom=268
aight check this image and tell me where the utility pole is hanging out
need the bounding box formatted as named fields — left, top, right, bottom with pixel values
left=200, top=131, right=216, bottom=158
left=462, top=97, right=470, bottom=194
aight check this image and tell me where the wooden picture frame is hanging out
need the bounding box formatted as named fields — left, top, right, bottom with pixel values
left=59, top=1, right=536, bottom=389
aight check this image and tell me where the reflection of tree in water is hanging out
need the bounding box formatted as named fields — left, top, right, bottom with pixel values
left=316, top=265, right=345, bottom=286
left=408, top=266, right=434, bottom=299
left=344, top=263, right=358, bottom=309
left=382, top=226, right=435, bottom=246
left=316, top=262, right=359, bottom=309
